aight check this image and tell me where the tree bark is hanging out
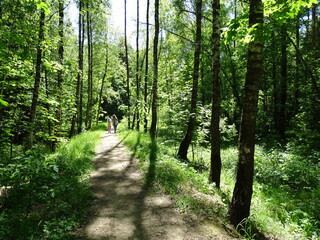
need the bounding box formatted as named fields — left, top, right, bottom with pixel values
left=229, top=0, right=263, bottom=227
left=150, top=0, right=160, bottom=139
left=136, top=0, right=140, bottom=131
left=96, top=39, right=109, bottom=125
left=177, top=0, right=202, bottom=159
left=28, top=9, right=45, bottom=149
left=294, top=16, right=300, bottom=112
left=77, top=0, right=84, bottom=134
left=279, top=26, right=287, bottom=140
left=124, top=0, right=131, bottom=129
left=209, top=0, right=221, bottom=188
left=86, top=3, right=93, bottom=130
left=144, top=0, right=150, bottom=133
left=56, top=0, right=64, bottom=136
left=70, top=0, right=84, bottom=136
left=44, top=69, right=54, bottom=151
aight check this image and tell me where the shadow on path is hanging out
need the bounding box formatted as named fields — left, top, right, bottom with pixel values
left=132, top=138, right=157, bottom=239
left=75, top=133, right=238, bottom=240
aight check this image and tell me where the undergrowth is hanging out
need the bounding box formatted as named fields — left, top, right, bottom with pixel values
left=0, top=124, right=105, bottom=240
left=119, top=128, right=320, bottom=240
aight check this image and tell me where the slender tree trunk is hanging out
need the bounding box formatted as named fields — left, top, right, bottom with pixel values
left=28, top=9, right=45, bottom=149
left=44, top=69, right=54, bottom=151
left=272, top=30, right=279, bottom=133
left=229, top=0, right=263, bottom=227
left=312, top=4, right=317, bottom=47
left=294, top=16, right=300, bottom=115
left=70, top=0, right=84, bottom=137
left=136, top=0, right=140, bottom=131
left=150, top=0, right=160, bottom=138
left=77, top=0, right=84, bottom=134
left=124, top=0, right=131, bottom=129
left=209, top=0, right=221, bottom=188
left=96, top=40, right=109, bottom=125
left=144, top=0, right=150, bottom=133
left=225, top=43, right=241, bottom=131
left=177, top=0, right=202, bottom=159
left=279, top=26, right=287, bottom=140
left=57, top=0, right=64, bottom=137
left=86, top=3, right=93, bottom=130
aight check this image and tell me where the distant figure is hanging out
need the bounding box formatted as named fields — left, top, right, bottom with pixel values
left=107, top=116, right=112, bottom=133
left=112, top=114, right=118, bottom=133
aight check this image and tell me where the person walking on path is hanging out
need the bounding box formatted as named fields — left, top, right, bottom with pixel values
left=107, top=116, right=112, bottom=133
left=112, top=114, right=118, bottom=133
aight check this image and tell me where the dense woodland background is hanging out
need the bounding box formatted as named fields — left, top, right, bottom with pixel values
left=0, top=0, right=320, bottom=239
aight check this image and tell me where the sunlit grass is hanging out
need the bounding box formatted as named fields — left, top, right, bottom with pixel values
left=120, top=127, right=320, bottom=240
left=0, top=123, right=106, bottom=240
left=52, top=126, right=105, bottom=175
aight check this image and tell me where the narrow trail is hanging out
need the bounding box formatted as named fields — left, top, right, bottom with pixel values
left=76, top=132, right=238, bottom=240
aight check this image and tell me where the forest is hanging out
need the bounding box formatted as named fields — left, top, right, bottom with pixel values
left=0, top=0, right=320, bottom=239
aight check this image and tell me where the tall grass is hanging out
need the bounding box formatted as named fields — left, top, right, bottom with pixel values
left=0, top=124, right=106, bottom=240
left=119, top=128, right=320, bottom=240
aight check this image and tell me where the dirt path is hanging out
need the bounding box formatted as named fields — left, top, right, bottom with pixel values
left=75, top=133, right=238, bottom=240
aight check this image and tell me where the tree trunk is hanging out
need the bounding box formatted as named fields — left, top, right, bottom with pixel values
left=124, top=0, right=131, bottom=129
left=294, top=16, right=300, bottom=116
left=28, top=9, right=45, bottom=149
left=279, top=26, right=287, bottom=140
left=136, top=0, right=140, bottom=131
left=225, top=44, right=241, bottom=130
left=177, top=0, right=202, bottom=159
left=44, top=69, right=54, bottom=151
left=229, top=0, right=263, bottom=227
left=96, top=40, right=109, bottom=125
left=272, top=30, right=279, bottom=135
left=209, top=0, right=221, bottom=188
left=86, top=3, right=93, bottom=130
left=144, top=0, right=150, bottom=133
left=312, top=4, right=317, bottom=48
left=70, top=0, right=84, bottom=137
left=77, top=0, right=84, bottom=134
left=150, top=0, right=160, bottom=138
left=56, top=0, right=64, bottom=136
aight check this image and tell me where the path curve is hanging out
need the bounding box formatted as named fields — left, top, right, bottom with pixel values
left=76, top=133, right=238, bottom=240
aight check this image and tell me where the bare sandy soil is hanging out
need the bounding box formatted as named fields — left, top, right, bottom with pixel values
left=75, top=133, right=239, bottom=240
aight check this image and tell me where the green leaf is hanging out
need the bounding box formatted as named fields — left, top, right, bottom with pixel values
left=36, top=1, right=50, bottom=15
left=0, top=98, right=9, bottom=107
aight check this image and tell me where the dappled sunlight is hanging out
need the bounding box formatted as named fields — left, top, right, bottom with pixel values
left=76, top=133, right=236, bottom=240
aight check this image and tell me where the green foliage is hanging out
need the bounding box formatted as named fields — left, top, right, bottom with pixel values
left=0, top=124, right=104, bottom=239
left=120, top=125, right=320, bottom=239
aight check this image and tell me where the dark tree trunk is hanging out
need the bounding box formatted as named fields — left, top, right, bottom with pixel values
left=312, top=4, right=317, bottom=49
left=97, top=40, right=109, bottom=125
left=229, top=0, right=263, bottom=227
left=272, top=30, right=279, bottom=134
left=136, top=0, right=140, bottom=131
left=150, top=0, right=160, bottom=138
left=144, top=0, right=150, bottom=133
left=124, top=0, right=131, bottom=129
left=225, top=44, right=241, bottom=130
left=77, top=0, right=84, bottom=134
left=294, top=16, right=300, bottom=116
left=28, top=9, right=45, bottom=149
left=177, top=0, right=202, bottom=159
left=70, top=0, right=84, bottom=137
left=44, top=69, right=54, bottom=151
left=86, top=3, right=93, bottom=130
left=279, top=26, right=287, bottom=140
left=209, top=0, right=221, bottom=188
left=56, top=0, right=64, bottom=136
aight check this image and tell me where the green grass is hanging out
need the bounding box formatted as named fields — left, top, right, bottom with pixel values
left=119, top=128, right=320, bottom=240
left=0, top=124, right=106, bottom=240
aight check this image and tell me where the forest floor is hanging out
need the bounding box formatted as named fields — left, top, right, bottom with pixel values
left=75, top=132, right=239, bottom=240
